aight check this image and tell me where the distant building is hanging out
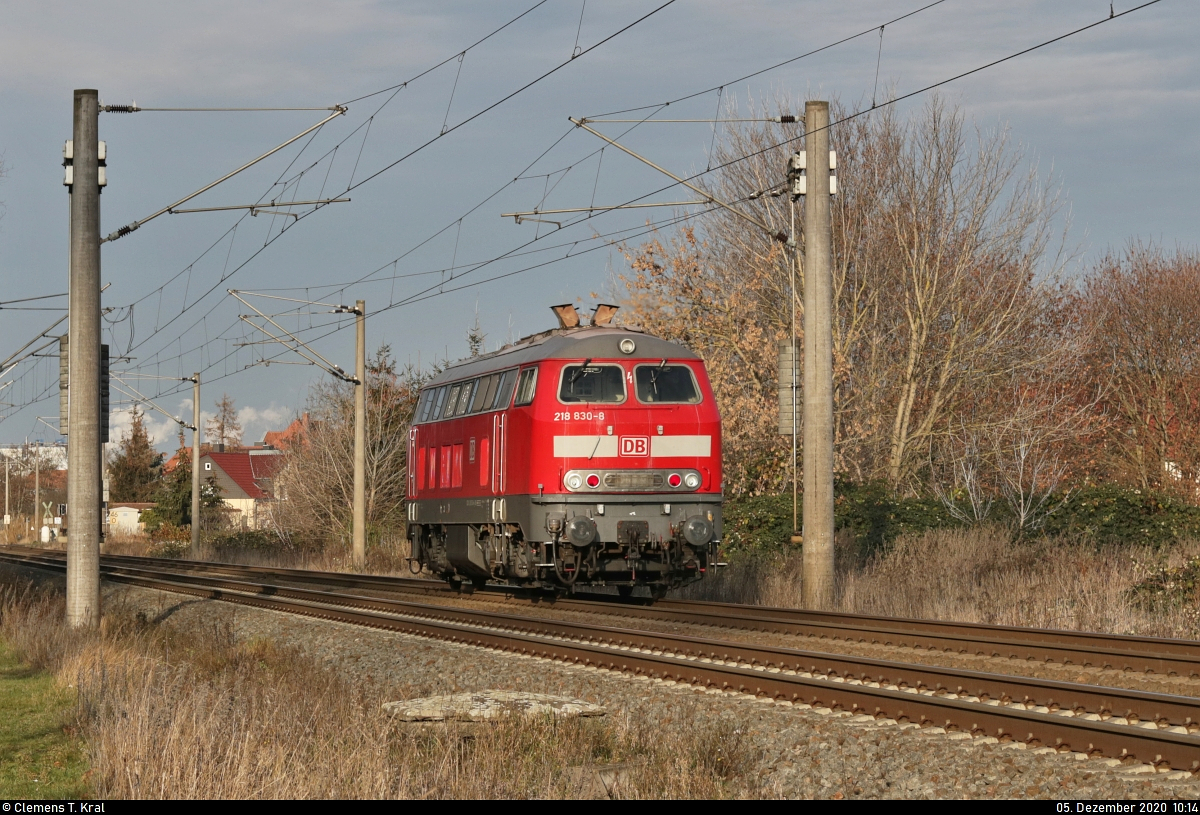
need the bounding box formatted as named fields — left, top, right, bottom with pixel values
left=262, top=413, right=313, bottom=450
left=108, top=502, right=156, bottom=535
left=0, top=443, right=68, bottom=470
left=199, top=448, right=284, bottom=529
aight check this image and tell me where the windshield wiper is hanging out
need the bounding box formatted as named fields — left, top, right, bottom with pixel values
left=649, top=358, right=667, bottom=396
left=569, top=358, right=592, bottom=386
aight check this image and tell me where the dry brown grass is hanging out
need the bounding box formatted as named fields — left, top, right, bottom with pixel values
left=679, top=527, right=1200, bottom=639
left=0, top=575, right=761, bottom=799
left=103, top=529, right=420, bottom=578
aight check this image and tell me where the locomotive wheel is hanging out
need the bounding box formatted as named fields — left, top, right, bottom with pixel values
left=471, top=576, right=489, bottom=591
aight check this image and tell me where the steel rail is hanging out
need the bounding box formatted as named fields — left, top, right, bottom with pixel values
left=6, top=547, right=1200, bottom=675
left=86, top=559, right=1200, bottom=729
left=3, top=549, right=1200, bottom=770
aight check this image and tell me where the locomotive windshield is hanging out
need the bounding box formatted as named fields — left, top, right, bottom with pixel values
left=559, top=364, right=626, bottom=403
left=634, top=363, right=701, bottom=404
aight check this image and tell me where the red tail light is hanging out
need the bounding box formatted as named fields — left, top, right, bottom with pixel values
left=585, top=473, right=600, bottom=488
left=667, top=473, right=682, bottom=487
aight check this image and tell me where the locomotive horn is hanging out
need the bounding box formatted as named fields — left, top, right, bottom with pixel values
left=592, top=303, right=620, bottom=326
left=550, top=303, right=580, bottom=329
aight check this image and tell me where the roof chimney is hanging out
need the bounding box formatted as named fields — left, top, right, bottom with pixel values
left=592, top=304, right=620, bottom=326
left=550, top=303, right=580, bottom=329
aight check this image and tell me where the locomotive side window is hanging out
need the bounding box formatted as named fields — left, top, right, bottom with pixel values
left=417, top=368, right=523, bottom=421
left=430, top=386, right=449, bottom=421
left=514, top=367, right=538, bottom=407
left=454, top=380, right=475, bottom=416
left=494, top=369, right=518, bottom=409
left=559, top=364, right=626, bottom=404
left=442, top=384, right=462, bottom=419
left=470, top=374, right=498, bottom=413
left=634, top=363, right=702, bottom=404
left=415, top=391, right=434, bottom=424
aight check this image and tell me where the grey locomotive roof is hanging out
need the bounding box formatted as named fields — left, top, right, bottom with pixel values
left=425, top=326, right=699, bottom=387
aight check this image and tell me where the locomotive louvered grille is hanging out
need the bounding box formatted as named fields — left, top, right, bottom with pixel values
left=603, top=472, right=664, bottom=490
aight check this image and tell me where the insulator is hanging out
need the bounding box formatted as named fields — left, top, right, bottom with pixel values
left=103, top=104, right=140, bottom=113
left=776, top=115, right=797, bottom=123
left=107, top=223, right=140, bottom=242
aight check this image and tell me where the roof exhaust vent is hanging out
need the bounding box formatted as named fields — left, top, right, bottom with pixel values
left=550, top=303, right=580, bottom=329
left=592, top=304, right=620, bottom=326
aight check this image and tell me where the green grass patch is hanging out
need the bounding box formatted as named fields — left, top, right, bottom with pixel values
left=0, top=640, right=89, bottom=799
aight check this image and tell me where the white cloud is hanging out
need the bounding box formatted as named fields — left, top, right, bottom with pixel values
left=108, top=399, right=291, bottom=453
left=107, top=405, right=182, bottom=451
left=237, top=404, right=291, bottom=446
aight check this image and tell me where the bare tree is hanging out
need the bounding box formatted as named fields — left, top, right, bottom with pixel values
left=1, top=444, right=63, bottom=542
left=619, top=94, right=1071, bottom=494
left=876, top=99, right=1071, bottom=489
left=206, top=393, right=243, bottom=449
left=930, top=421, right=995, bottom=524
left=1082, top=244, right=1200, bottom=494
left=931, top=352, right=1100, bottom=533
left=268, top=346, right=423, bottom=549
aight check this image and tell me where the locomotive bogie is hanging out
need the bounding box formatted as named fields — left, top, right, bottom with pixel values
left=407, top=491, right=721, bottom=591
left=406, top=324, right=722, bottom=594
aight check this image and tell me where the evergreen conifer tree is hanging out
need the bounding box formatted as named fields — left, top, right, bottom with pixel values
left=107, top=408, right=163, bottom=502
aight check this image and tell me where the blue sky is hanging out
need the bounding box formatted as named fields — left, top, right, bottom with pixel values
left=0, top=1, right=1195, bottom=452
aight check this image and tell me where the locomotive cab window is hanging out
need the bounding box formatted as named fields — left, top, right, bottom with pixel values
left=514, top=367, right=538, bottom=407
left=634, top=362, right=701, bottom=404
left=559, top=363, right=626, bottom=404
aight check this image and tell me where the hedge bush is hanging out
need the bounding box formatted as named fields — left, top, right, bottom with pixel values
left=722, top=482, right=1200, bottom=554
left=1128, top=556, right=1200, bottom=609
left=206, top=529, right=283, bottom=554
left=721, top=482, right=961, bottom=555
left=1041, top=485, right=1200, bottom=546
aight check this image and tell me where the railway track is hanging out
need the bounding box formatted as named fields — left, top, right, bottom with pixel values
left=3, top=546, right=1200, bottom=772
left=9, top=547, right=1197, bottom=678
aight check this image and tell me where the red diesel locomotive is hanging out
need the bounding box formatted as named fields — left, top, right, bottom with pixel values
left=406, top=304, right=722, bottom=595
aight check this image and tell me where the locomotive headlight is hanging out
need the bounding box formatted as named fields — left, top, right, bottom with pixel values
left=683, top=515, right=714, bottom=546
left=618, top=338, right=636, bottom=355
left=684, top=472, right=701, bottom=489
left=566, top=516, right=598, bottom=546
left=565, top=473, right=583, bottom=490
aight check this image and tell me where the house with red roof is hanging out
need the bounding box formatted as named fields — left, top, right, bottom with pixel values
left=262, top=413, right=313, bottom=450
left=199, top=448, right=284, bottom=530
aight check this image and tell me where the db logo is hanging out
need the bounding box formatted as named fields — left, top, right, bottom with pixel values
left=619, top=436, right=649, bottom=457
